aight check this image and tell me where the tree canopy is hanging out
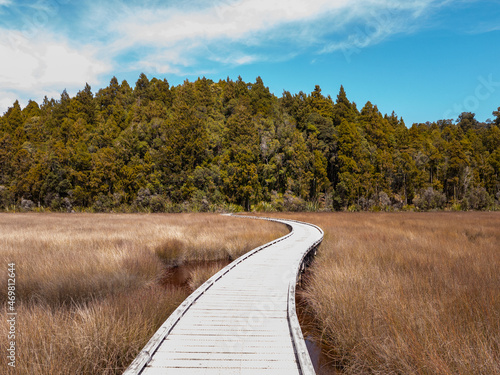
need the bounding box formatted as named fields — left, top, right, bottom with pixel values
left=1, top=75, right=499, bottom=212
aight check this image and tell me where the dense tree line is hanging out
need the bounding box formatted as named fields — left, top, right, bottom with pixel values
left=1, top=75, right=499, bottom=212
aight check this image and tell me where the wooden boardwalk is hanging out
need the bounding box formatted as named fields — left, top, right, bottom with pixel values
left=124, top=216, right=323, bottom=375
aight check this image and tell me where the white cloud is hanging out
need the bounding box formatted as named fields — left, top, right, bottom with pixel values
left=0, top=93, right=17, bottom=115
left=112, top=0, right=350, bottom=46
left=112, top=0, right=445, bottom=45
left=0, top=29, right=111, bottom=113
left=99, top=0, right=447, bottom=73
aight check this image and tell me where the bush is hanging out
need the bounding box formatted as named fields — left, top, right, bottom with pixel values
left=464, top=187, right=493, bottom=210
left=269, top=191, right=284, bottom=211
left=283, top=191, right=306, bottom=211
left=20, top=198, right=35, bottom=211
left=358, top=196, right=374, bottom=211
left=253, top=201, right=276, bottom=212
left=62, top=197, right=73, bottom=212
left=149, top=194, right=166, bottom=213
left=222, top=203, right=244, bottom=213
left=0, top=185, right=14, bottom=209
left=414, top=187, right=446, bottom=210
left=348, top=204, right=361, bottom=212
left=378, top=191, right=391, bottom=209
left=135, top=188, right=151, bottom=208
left=306, top=201, right=320, bottom=212
left=92, top=194, right=112, bottom=212
left=402, top=204, right=416, bottom=211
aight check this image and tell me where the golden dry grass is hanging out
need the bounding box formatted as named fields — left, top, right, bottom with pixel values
left=0, top=213, right=288, bottom=374
left=271, top=212, right=500, bottom=375
left=187, top=261, right=229, bottom=291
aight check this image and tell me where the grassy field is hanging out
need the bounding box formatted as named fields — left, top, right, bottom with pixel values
left=2, top=212, right=498, bottom=374
left=273, top=212, right=499, bottom=375
left=0, top=213, right=288, bottom=374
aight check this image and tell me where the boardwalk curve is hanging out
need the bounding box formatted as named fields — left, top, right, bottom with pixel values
left=124, top=215, right=323, bottom=375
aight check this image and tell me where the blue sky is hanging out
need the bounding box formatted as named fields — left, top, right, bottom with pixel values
left=0, top=0, right=499, bottom=125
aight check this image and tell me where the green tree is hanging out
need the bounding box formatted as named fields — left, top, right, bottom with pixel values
left=72, top=83, right=96, bottom=124
left=2, top=101, right=23, bottom=135
left=333, top=85, right=357, bottom=125
left=332, top=119, right=363, bottom=208
left=457, top=112, right=479, bottom=133
left=445, top=139, right=470, bottom=201
left=221, top=99, right=261, bottom=209
left=492, top=107, right=500, bottom=126
left=134, top=73, right=150, bottom=103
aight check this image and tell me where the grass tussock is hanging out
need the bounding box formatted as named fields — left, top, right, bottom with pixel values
left=0, top=286, right=186, bottom=375
left=153, top=215, right=287, bottom=264
left=187, top=261, right=228, bottom=291
left=272, top=212, right=500, bottom=375
left=155, top=238, right=185, bottom=264
left=0, top=213, right=287, bottom=374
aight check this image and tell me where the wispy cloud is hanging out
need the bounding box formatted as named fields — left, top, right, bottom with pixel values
left=96, top=0, right=450, bottom=73
left=0, top=0, right=464, bottom=113
left=111, top=0, right=348, bottom=45
left=465, top=22, right=500, bottom=35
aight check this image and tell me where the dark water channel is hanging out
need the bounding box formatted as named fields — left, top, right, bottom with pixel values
left=161, top=261, right=339, bottom=374
left=160, top=260, right=230, bottom=291
left=296, top=273, right=341, bottom=375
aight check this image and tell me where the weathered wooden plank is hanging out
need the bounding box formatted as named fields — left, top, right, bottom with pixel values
left=141, top=367, right=299, bottom=375
left=146, top=358, right=300, bottom=369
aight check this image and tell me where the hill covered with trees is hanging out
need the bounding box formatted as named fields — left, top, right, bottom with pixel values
left=1, top=75, right=499, bottom=212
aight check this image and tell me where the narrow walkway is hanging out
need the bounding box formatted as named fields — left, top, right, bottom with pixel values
left=125, top=216, right=323, bottom=375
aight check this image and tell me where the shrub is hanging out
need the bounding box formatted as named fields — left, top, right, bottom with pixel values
left=221, top=203, right=244, bottom=213
left=0, top=185, right=14, bottom=209
left=283, top=191, right=306, bottom=211
left=348, top=204, right=360, bottom=212
left=378, top=191, right=391, bottom=209
left=92, top=194, right=112, bottom=212
left=20, top=198, right=34, bottom=211
left=464, top=187, right=493, bottom=210
left=414, top=187, right=446, bottom=210
left=135, top=188, right=151, bottom=208
left=149, top=194, right=166, bottom=213
left=253, top=201, right=276, bottom=212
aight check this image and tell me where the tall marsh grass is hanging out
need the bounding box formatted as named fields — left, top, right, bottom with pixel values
left=0, top=213, right=288, bottom=374
left=276, top=212, right=500, bottom=374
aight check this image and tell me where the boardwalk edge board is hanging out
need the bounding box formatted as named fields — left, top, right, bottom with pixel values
left=287, top=221, right=324, bottom=375
left=124, top=215, right=323, bottom=375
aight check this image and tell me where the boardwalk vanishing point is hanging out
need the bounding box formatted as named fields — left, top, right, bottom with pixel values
left=124, top=216, right=324, bottom=375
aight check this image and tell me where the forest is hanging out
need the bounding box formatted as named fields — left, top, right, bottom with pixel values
left=0, top=74, right=499, bottom=212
